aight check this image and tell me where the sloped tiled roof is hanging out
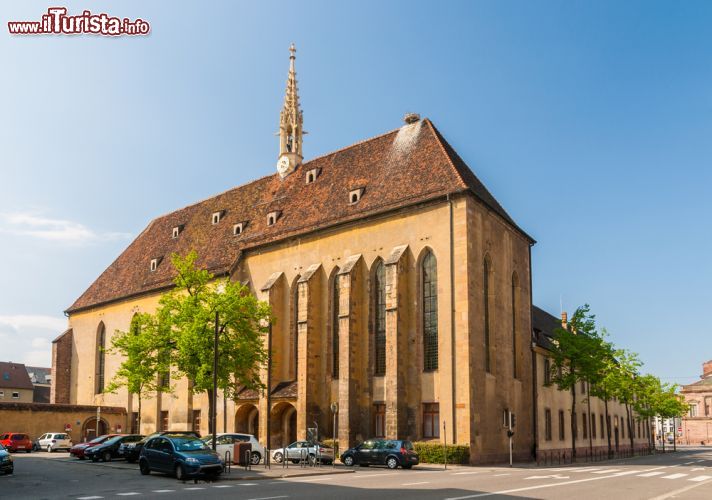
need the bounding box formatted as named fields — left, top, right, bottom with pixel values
left=532, top=305, right=562, bottom=351
left=0, top=362, right=34, bottom=390
left=26, top=366, right=51, bottom=385
left=67, top=119, right=531, bottom=314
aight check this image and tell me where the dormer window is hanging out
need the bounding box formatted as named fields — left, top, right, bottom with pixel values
left=233, top=222, right=244, bottom=236
left=150, top=257, right=162, bottom=272
left=305, top=168, right=320, bottom=184
left=172, top=225, right=183, bottom=239
left=349, top=188, right=365, bottom=204
left=267, top=211, right=281, bottom=226
left=212, top=211, right=225, bottom=225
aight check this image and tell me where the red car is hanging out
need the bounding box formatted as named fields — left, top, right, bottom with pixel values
left=0, top=433, right=32, bottom=453
left=70, top=434, right=119, bottom=460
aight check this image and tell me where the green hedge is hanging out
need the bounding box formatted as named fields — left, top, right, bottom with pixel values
left=413, top=442, right=470, bottom=464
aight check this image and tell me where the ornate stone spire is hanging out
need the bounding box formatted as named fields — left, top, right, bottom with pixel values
left=277, top=43, right=303, bottom=178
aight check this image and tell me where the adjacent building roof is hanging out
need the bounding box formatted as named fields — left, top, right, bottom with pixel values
left=67, top=119, right=532, bottom=314
left=532, top=305, right=562, bottom=351
left=0, top=362, right=34, bottom=390
left=26, top=366, right=51, bottom=386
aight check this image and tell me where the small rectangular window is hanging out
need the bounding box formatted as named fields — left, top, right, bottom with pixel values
left=374, top=404, right=385, bottom=438
left=160, top=411, right=169, bottom=431
left=212, top=211, right=224, bottom=225
left=172, top=225, right=183, bottom=239
left=305, top=168, right=320, bottom=184
left=12, top=392, right=19, bottom=399
left=192, top=410, right=201, bottom=432
left=150, top=258, right=160, bottom=272
left=423, top=403, right=440, bottom=438
left=233, top=222, right=243, bottom=236
left=0, top=391, right=4, bottom=398
left=267, top=211, right=281, bottom=226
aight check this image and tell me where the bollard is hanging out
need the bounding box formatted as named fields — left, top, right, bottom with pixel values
left=224, top=450, right=231, bottom=474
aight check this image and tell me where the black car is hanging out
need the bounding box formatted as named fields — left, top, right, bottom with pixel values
left=139, top=434, right=223, bottom=480
left=120, top=431, right=199, bottom=464
left=85, top=434, right=143, bottom=462
left=0, top=444, right=13, bottom=475
left=340, top=439, right=419, bottom=469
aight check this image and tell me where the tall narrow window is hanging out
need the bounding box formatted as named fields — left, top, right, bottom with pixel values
left=423, top=403, right=440, bottom=438
left=374, top=404, right=385, bottom=438
left=422, top=251, right=438, bottom=371
left=160, top=411, right=169, bottom=431
left=559, top=410, right=565, bottom=440
left=332, top=272, right=340, bottom=379
left=292, top=278, right=300, bottom=380
left=484, top=258, right=491, bottom=373
left=192, top=410, right=201, bottom=432
left=95, top=322, right=106, bottom=394
left=582, top=413, right=588, bottom=439
left=511, top=273, right=518, bottom=379
left=545, top=409, right=552, bottom=441
left=374, top=262, right=386, bottom=376
left=543, top=358, right=551, bottom=385
left=592, top=413, right=597, bottom=439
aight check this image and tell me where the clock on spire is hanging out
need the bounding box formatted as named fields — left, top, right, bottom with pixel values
left=277, top=43, right=303, bottom=178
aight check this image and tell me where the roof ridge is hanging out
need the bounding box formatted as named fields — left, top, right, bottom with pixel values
left=423, top=118, right=469, bottom=190
left=300, top=124, right=404, bottom=166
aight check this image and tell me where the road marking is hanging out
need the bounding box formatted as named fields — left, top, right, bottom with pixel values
left=452, top=471, right=483, bottom=475
left=525, top=474, right=569, bottom=480
left=638, top=472, right=664, bottom=477
left=213, top=484, right=233, bottom=488
left=691, top=467, right=706, bottom=471
left=402, top=481, right=430, bottom=486
left=592, top=469, right=620, bottom=474
left=689, top=475, right=712, bottom=482
left=493, top=473, right=510, bottom=477
left=117, top=494, right=141, bottom=497
left=648, top=476, right=712, bottom=500
left=152, top=490, right=175, bottom=493
left=184, top=487, right=205, bottom=490
left=683, top=461, right=696, bottom=465
left=444, top=469, right=641, bottom=500
left=238, top=483, right=258, bottom=486
left=662, top=473, right=688, bottom=479
left=77, top=497, right=103, bottom=500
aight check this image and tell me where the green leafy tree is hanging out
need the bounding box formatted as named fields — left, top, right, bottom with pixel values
left=607, top=349, right=642, bottom=453
left=159, top=251, right=271, bottom=436
left=655, top=382, right=689, bottom=452
left=550, top=304, right=601, bottom=460
left=633, top=374, right=663, bottom=449
left=105, top=313, right=168, bottom=430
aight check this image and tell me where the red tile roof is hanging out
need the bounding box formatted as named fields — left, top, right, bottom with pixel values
left=66, top=119, right=531, bottom=314
left=0, top=362, right=34, bottom=390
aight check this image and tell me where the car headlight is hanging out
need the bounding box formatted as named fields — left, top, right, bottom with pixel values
left=185, top=457, right=200, bottom=465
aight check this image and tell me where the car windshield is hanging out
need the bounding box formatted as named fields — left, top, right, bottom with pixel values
left=104, top=436, right=124, bottom=445
left=171, top=438, right=209, bottom=452
left=90, top=435, right=109, bottom=444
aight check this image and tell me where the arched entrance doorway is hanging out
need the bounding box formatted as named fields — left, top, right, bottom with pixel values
left=81, top=417, right=108, bottom=441
left=235, top=403, right=259, bottom=437
left=270, top=402, right=297, bottom=449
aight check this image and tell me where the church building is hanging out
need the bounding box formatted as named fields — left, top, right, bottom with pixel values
left=53, top=45, right=537, bottom=464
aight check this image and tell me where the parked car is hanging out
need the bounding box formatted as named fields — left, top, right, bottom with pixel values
left=0, top=443, right=13, bottom=474
left=37, top=433, right=73, bottom=452
left=85, top=434, right=143, bottom=462
left=70, top=434, right=119, bottom=460
left=201, top=433, right=266, bottom=465
left=0, top=433, right=32, bottom=453
left=340, top=439, right=418, bottom=469
left=138, top=434, right=223, bottom=480
left=271, top=440, right=334, bottom=465
left=119, top=431, right=199, bottom=464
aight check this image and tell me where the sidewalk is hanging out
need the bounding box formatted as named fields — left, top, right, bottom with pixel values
left=220, top=464, right=355, bottom=481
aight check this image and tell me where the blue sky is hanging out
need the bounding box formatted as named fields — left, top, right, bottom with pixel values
left=1, top=1, right=710, bottom=383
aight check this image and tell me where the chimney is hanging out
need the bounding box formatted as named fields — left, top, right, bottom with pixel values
left=703, top=360, right=712, bottom=379
left=403, top=112, right=420, bottom=125
left=561, top=311, right=568, bottom=329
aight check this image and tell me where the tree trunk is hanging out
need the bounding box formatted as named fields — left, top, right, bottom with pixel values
left=571, top=382, right=577, bottom=461
left=605, top=399, right=612, bottom=458
left=625, top=403, right=634, bottom=454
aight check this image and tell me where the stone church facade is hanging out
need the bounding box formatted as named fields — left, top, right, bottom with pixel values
left=55, top=46, right=541, bottom=464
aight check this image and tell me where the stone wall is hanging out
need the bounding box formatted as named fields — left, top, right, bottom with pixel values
left=51, top=329, right=73, bottom=404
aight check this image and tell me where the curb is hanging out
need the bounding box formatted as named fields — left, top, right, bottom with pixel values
left=219, top=468, right=355, bottom=481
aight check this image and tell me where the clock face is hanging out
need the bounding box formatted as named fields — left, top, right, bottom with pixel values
left=277, top=155, right=291, bottom=174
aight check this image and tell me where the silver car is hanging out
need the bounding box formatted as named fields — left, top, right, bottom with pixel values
left=37, top=433, right=73, bottom=452
left=271, top=441, right=334, bottom=464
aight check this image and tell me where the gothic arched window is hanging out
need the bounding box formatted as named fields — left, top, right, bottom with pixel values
left=292, top=277, right=300, bottom=380
left=511, top=272, right=519, bottom=379
left=484, top=257, right=491, bottom=373
left=374, top=261, right=386, bottom=376
left=422, top=251, right=438, bottom=371
left=96, top=322, right=106, bottom=394
left=332, top=271, right=340, bottom=379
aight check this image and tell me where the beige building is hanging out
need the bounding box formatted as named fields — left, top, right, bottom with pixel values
left=53, top=46, right=537, bottom=464
left=532, top=307, right=650, bottom=459
left=0, top=362, right=34, bottom=403
left=681, top=360, right=712, bottom=445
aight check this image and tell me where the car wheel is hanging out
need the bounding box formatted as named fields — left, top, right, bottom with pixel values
left=139, top=460, right=151, bottom=475
left=343, top=455, right=355, bottom=467
left=273, top=452, right=284, bottom=463
left=47, top=445, right=52, bottom=453
left=103, top=451, right=112, bottom=463
left=250, top=452, right=261, bottom=465
left=175, top=463, right=185, bottom=480
left=386, top=456, right=399, bottom=469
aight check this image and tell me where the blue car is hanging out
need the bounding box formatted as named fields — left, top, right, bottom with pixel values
left=0, top=443, right=13, bottom=475
left=139, top=434, right=223, bottom=480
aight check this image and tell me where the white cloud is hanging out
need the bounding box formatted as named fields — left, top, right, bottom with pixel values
left=23, top=350, right=51, bottom=367
left=0, top=314, right=66, bottom=333
left=0, top=211, right=131, bottom=245
left=31, top=337, right=50, bottom=349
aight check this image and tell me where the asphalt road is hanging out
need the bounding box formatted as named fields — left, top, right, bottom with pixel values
left=3, top=446, right=712, bottom=499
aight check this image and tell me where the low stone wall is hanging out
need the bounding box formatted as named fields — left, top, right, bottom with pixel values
left=0, top=402, right=127, bottom=443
